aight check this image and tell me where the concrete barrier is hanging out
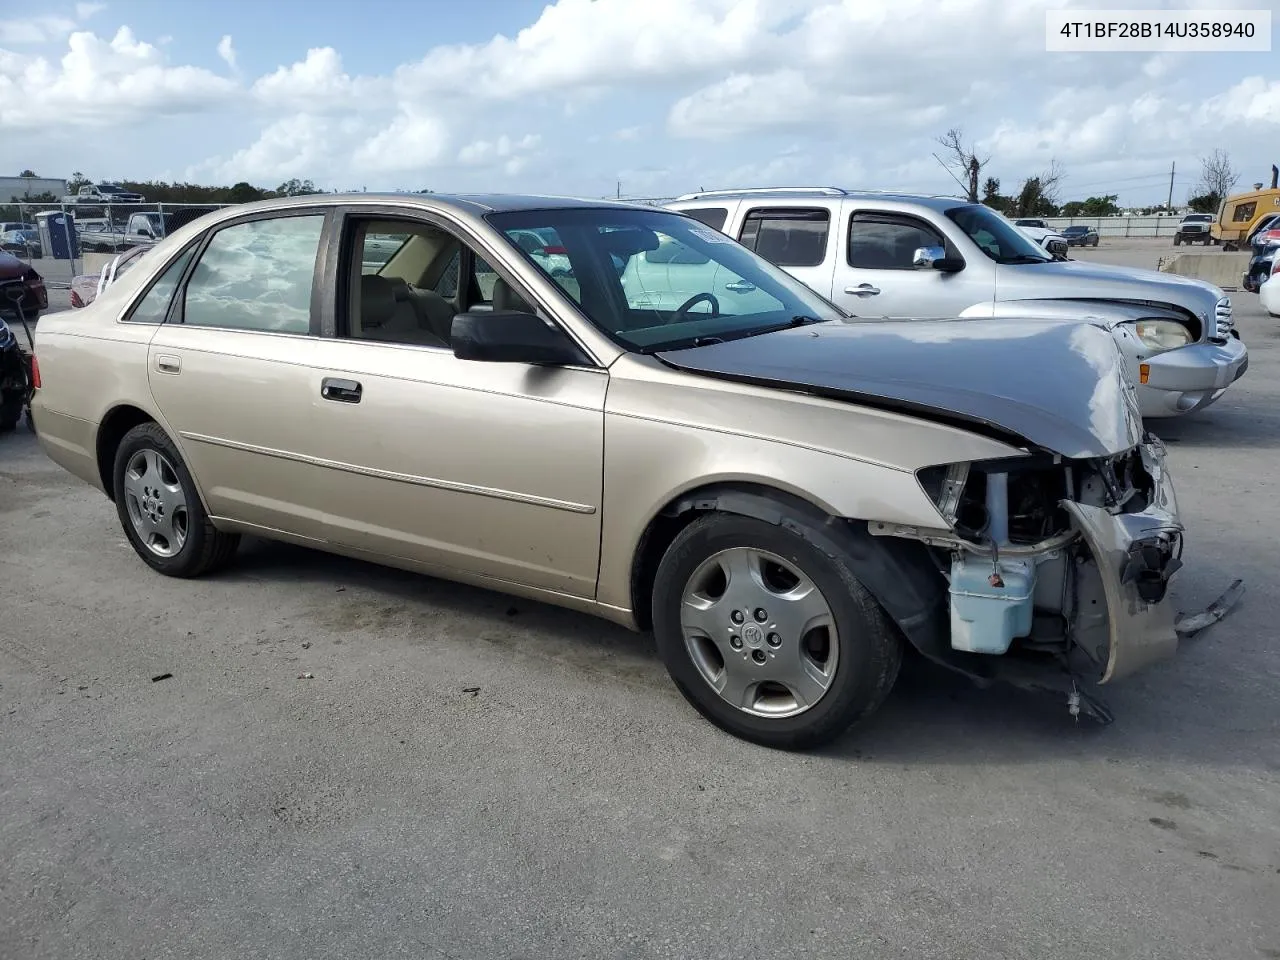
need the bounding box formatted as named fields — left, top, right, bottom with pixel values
left=1158, top=251, right=1252, bottom=291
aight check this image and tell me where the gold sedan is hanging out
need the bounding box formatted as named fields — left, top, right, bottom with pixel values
left=30, top=193, right=1185, bottom=748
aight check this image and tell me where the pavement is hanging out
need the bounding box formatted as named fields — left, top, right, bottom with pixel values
left=2, top=239, right=1278, bottom=960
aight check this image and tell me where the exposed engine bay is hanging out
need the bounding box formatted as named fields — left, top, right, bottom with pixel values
left=871, top=437, right=1187, bottom=721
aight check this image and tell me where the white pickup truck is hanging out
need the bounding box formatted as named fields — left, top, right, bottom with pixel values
left=60, top=183, right=146, bottom=205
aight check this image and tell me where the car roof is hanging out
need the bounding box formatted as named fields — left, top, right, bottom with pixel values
left=209, top=191, right=660, bottom=218
left=670, top=187, right=973, bottom=211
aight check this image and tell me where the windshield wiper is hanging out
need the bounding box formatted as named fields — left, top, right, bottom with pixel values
left=789, top=314, right=822, bottom=326
left=1002, top=254, right=1052, bottom=264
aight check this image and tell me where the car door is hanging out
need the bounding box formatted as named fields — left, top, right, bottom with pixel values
left=832, top=202, right=992, bottom=318
left=146, top=208, right=336, bottom=540
left=304, top=209, right=607, bottom=599
left=734, top=205, right=838, bottom=299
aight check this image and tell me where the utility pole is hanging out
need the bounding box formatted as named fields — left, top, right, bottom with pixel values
left=1167, top=161, right=1175, bottom=213
left=616, top=180, right=621, bottom=199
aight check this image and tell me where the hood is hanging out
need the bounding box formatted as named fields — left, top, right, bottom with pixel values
left=0, top=251, right=28, bottom=280
left=655, top=317, right=1143, bottom=459
left=1001, top=258, right=1222, bottom=319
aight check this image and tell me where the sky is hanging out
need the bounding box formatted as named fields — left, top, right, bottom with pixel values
left=0, top=0, right=1277, bottom=207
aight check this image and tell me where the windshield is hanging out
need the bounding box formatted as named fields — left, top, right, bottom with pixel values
left=946, top=204, right=1052, bottom=263
left=485, top=207, right=844, bottom=351
left=1062, top=226, right=1087, bottom=234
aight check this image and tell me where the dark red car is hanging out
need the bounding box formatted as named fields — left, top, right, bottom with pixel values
left=0, top=250, right=47, bottom=322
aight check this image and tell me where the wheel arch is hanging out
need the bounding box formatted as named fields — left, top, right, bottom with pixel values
left=628, top=482, right=949, bottom=661
left=96, top=403, right=156, bottom=499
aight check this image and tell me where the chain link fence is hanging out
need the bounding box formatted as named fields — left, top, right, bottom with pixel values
left=0, top=201, right=230, bottom=288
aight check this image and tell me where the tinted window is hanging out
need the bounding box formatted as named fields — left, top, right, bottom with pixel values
left=680, top=207, right=728, bottom=231
left=182, top=215, right=324, bottom=333
left=124, top=246, right=196, bottom=324
left=738, top=208, right=829, bottom=267
left=848, top=216, right=944, bottom=269
left=489, top=207, right=842, bottom=352
left=945, top=204, right=1052, bottom=264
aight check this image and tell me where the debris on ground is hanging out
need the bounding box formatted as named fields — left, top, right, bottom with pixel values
left=1175, top=579, right=1245, bottom=640
left=463, top=686, right=480, bottom=697
left=151, top=673, right=173, bottom=683
left=301, top=642, right=311, bottom=649
left=298, top=672, right=315, bottom=680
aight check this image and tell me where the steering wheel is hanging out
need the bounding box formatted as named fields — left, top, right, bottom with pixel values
left=672, top=292, right=720, bottom=323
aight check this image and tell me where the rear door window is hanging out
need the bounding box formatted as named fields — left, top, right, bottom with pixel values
left=679, top=207, right=728, bottom=232
left=737, top=208, right=830, bottom=267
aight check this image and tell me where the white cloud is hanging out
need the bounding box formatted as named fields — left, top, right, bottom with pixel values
left=0, top=16, right=77, bottom=44
left=211, top=114, right=348, bottom=184
left=457, top=133, right=540, bottom=165
left=252, top=47, right=375, bottom=110
left=393, top=0, right=804, bottom=102
left=217, top=35, right=236, bottom=71
left=352, top=111, right=451, bottom=174
left=6, top=0, right=1278, bottom=207
left=75, top=2, right=106, bottom=19
left=0, top=27, right=237, bottom=130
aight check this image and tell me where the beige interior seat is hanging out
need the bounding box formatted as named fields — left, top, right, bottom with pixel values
left=358, top=274, right=447, bottom=347
left=491, top=278, right=535, bottom=314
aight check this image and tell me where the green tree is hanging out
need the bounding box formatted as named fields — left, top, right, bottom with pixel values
left=273, top=178, right=321, bottom=197
left=67, top=171, right=91, bottom=193
left=228, top=181, right=267, bottom=203
left=18, top=169, right=37, bottom=178
left=1067, top=194, right=1121, bottom=217
left=1187, top=192, right=1222, bottom=214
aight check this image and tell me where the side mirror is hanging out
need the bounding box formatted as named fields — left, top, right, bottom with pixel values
left=912, top=246, right=964, bottom=272
left=451, top=310, right=585, bottom=365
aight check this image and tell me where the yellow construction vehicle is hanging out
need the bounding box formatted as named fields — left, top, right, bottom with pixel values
left=1213, top=165, right=1280, bottom=251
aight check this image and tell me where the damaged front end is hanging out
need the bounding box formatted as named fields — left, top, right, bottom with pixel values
left=871, top=436, right=1188, bottom=721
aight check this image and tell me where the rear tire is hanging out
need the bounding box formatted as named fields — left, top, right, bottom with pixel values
left=112, top=422, right=240, bottom=578
left=0, top=394, right=21, bottom=432
left=651, top=511, right=903, bottom=750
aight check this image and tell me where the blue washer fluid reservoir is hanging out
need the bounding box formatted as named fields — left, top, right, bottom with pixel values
left=948, top=556, right=1037, bottom=655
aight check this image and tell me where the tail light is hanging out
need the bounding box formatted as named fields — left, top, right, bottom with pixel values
left=541, top=245, right=568, bottom=255
left=31, top=355, right=40, bottom=389
left=70, top=288, right=84, bottom=308
left=1272, top=257, right=1280, bottom=278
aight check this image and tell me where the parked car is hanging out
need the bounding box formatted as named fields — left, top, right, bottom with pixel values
left=1260, top=257, right=1280, bottom=317
left=1246, top=213, right=1280, bottom=252
left=1242, top=240, right=1279, bottom=294
left=69, top=244, right=152, bottom=308
left=32, top=192, right=1190, bottom=748
left=1013, top=218, right=1069, bottom=257
left=1174, top=213, right=1215, bottom=245
left=666, top=188, right=1247, bottom=418
left=0, top=227, right=42, bottom=259
left=1061, top=225, right=1099, bottom=247
left=0, top=249, right=47, bottom=322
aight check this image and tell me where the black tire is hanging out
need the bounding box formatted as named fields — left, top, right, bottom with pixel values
left=652, top=511, right=903, bottom=750
left=112, top=421, right=240, bottom=577
left=0, top=394, right=21, bottom=432
left=1173, top=234, right=1182, bottom=246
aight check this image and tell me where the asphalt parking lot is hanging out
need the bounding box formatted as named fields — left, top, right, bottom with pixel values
left=2, top=239, right=1277, bottom=960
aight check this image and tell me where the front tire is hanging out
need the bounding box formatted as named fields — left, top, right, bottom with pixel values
left=112, top=422, right=240, bottom=577
left=652, top=512, right=903, bottom=750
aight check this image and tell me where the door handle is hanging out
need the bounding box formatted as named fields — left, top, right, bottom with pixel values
left=321, top=377, right=362, bottom=403
left=155, top=354, right=181, bottom=374
left=724, top=280, right=756, bottom=293
left=844, top=284, right=881, bottom=297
